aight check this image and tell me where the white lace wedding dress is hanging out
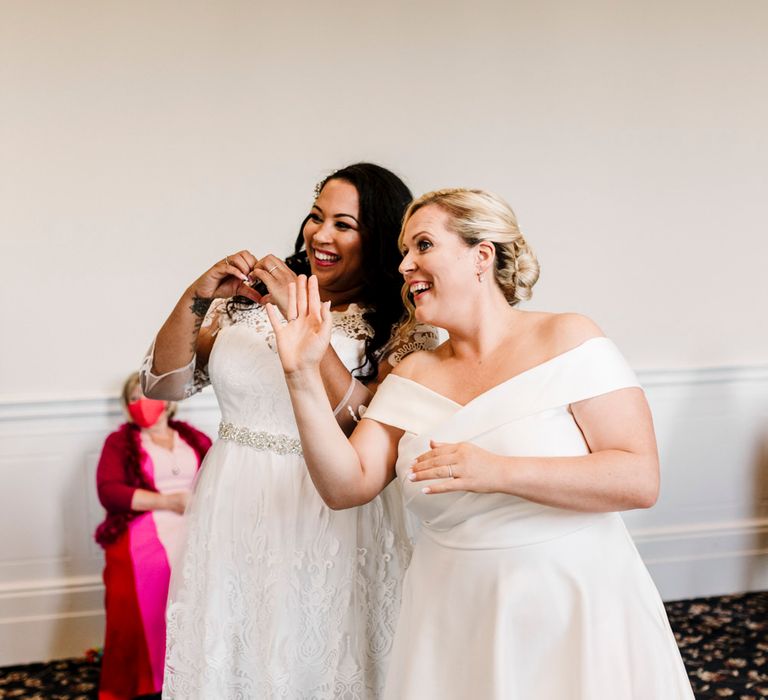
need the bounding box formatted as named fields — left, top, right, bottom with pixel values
left=154, top=302, right=435, bottom=699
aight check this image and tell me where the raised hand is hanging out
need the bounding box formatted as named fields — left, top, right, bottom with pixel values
left=266, top=275, right=332, bottom=375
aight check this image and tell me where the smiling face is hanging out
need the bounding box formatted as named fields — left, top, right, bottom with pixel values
left=302, top=178, right=365, bottom=304
left=399, top=204, right=478, bottom=326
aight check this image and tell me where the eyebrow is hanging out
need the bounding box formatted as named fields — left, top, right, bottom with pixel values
left=405, top=230, right=432, bottom=243
left=312, top=204, right=359, bottom=225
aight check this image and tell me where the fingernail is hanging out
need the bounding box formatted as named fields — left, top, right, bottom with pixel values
left=407, top=470, right=415, bottom=481
left=421, top=487, right=431, bottom=494
left=244, top=276, right=252, bottom=284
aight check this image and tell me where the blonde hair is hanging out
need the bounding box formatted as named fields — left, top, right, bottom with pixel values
left=398, top=188, right=540, bottom=323
left=121, top=371, right=176, bottom=420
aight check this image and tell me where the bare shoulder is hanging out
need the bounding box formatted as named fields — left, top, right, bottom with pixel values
left=534, top=312, right=605, bottom=355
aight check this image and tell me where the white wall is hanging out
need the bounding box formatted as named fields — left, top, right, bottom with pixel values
left=1, top=0, right=767, bottom=399
left=1, top=0, right=767, bottom=665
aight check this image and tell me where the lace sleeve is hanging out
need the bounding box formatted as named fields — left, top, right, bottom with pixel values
left=139, top=299, right=227, bottom=400
left=383, top=322, right=441, bottom=368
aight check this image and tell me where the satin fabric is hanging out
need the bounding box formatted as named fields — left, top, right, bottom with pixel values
left=364, top=337, right=694, bottom=700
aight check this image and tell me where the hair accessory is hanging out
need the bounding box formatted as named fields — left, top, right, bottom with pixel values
left=313, top=169, right=338, bottom=199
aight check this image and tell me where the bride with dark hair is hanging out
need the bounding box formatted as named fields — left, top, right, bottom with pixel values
left=140, top=163, right=437, bottom=699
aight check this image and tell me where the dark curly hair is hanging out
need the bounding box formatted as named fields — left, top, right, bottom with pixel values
left=229, top=163, right=412, bottom=382
left=296, top=163, right=413, bottom=381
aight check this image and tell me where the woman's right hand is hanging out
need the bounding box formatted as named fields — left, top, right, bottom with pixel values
left=266, top=275, right=332, bottom=376
left=187, top=250, right=262, bottom=303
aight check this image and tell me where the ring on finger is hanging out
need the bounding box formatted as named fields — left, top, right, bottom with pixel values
left=225, top=255, right=231, bottom=266
left=448, top=465, right=454, bottom=478
left=267, top=264, right=279, bottom=274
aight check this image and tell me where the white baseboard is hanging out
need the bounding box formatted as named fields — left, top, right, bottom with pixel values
left=0, top=577, right=105, bottom=666
left=632, top=517, right=768, bottom=600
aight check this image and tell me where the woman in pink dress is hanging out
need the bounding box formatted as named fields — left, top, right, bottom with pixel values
left=94, top=371, right=211, bottom=700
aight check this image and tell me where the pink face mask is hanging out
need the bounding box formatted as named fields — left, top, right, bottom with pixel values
left=127, top=398, right=166, bottom=428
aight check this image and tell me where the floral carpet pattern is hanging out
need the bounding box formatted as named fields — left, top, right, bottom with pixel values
left=0, top=592, right=765, bottom=699
left=668, top=592, right=768, bottom=699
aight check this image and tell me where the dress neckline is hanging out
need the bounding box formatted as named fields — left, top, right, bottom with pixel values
left=391, top=336, right=609, bottom=410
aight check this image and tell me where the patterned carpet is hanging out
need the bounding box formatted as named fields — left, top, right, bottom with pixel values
left=668, top=592, right=768, bottom=698
left=0, top=592, right=765, bottom=699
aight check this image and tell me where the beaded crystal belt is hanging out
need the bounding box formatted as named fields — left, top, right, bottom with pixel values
left=218, top=422, right=303, bottom=456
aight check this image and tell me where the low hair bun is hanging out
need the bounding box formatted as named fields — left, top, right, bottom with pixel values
left=399, top=188, right=540, bottom=313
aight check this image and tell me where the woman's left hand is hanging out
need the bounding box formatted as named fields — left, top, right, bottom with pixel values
left=250, top=254, right=299, bottom=315
left=266, top=274, right=333, bottom=375
left=408, top=440, right=507, bottom=494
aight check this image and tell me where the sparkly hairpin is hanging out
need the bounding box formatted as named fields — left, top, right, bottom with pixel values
left=313, top=169, right=339, bottom=199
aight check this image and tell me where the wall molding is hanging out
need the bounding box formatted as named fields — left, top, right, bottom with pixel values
left=0, top=514, right=764, bottom=656
left=0, top=515, right=764, bottom=597
left=632, top=517, right=768, bottom=542
left=0, top=575, right=106, bottom=666
left=1, top=362, right=767, bottom=422
left=632, top=517, right=768, bottom=601
left=0, top=516, right=763, bottom=587
left=0, top=575, right=103, bottom=598
left=637, top=364, right=768, bottom=387
left=0, top=389, right=219, bottom=423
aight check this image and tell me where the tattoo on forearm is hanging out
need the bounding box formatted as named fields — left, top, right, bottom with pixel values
left=190, top=295, right=213, bottom=319
left=189, top=295, right=214, bottom=352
